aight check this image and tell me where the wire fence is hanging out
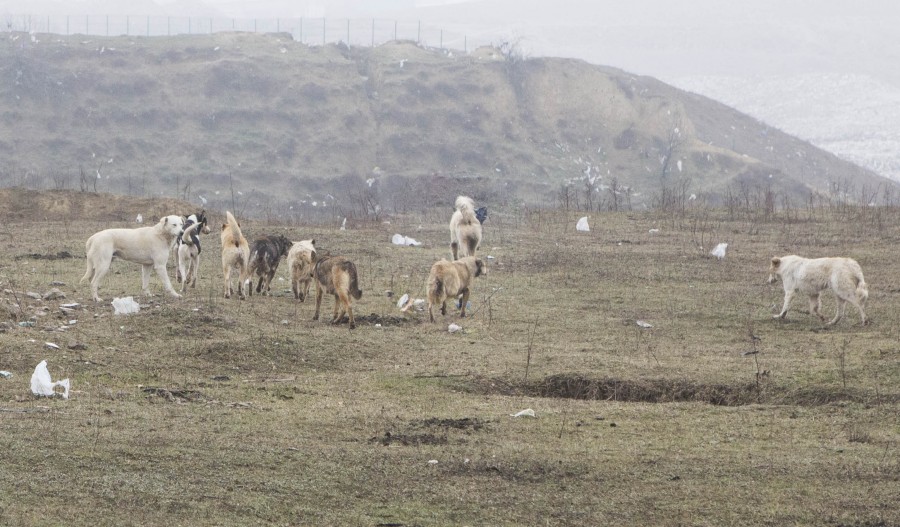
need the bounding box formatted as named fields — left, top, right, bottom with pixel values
left=1, top=14, right=499, bottom=53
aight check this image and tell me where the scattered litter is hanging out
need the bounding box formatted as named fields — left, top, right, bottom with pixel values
left=18, top=321, right=35, bottom=327
left=427, top=459, right=438, bottom=465
left=30, top=360, right=70, bottom=399
left=0, top=371, right=12, bottom=379
left=396, top=293, right=410, bottom=309
left=510, top=408, right=536, bottom=418
left=391, top=234, right=422, bottom=246
left=68, top=320, right=77, bottom=325
left=112, top=296, right=140, bottom=315
left=375, top=323, right=382, bottom=328
left=649, top=228, right=659, bottom=234
left=486, top=255, right=495, bottom=260
left=448, top=323, right=462, bottom=333
left=412, top=299, right=425, bottom=311
left=135, top=214, right=143, bottom=223
left=60, top=303, right=81, bottom=310
left=44, top=342, right=60, bottom=350
left=711, top=242, right=728, bottom=260
left=340, top=217, right=347, bottom=231
left=576, top=216, right=590, bottom=232
left=636, top=320, right=653, bottom=328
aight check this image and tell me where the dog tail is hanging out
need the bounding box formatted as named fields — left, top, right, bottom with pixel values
left=430, top=276, right=443, bottom=301
left=181, top=221, right=201, bottom=244
left=225, top=211, right=244, bottom=248
left=345, top=261, right=363, bottom=300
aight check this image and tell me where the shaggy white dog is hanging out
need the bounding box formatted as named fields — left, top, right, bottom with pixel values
left=82, top=215, right=185, bottom=302
left=768, top=255, right=868, bottom=326
left=449, top=195, right=482, bottom=260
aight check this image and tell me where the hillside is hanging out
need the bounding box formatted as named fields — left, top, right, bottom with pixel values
left=0, top=31, right=893, bottom=216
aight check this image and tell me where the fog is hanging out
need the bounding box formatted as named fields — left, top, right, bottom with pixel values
left=4, top=0, right=900, bottom=180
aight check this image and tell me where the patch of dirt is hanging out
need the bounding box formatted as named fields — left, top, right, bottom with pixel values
left=468, top=374, right=895, bottom=407
left=142, top=386, right=204, bottom=402
left=354, top=313, right=419, bottom=326
left=370, top=417, right=488, bottom=446
left=14, top=250, right=75, bottom=261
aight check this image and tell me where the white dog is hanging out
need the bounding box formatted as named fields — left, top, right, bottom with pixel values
left=449, top=195, right=482, bottom=260
left=768, top=255, right=868, bottom=326
left=82, top=215, right=185, bottom=302
left=287, top=239, right=317, bottom=301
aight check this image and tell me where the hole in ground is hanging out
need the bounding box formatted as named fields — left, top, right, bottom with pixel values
left=468, top=374, right=895, bottom=407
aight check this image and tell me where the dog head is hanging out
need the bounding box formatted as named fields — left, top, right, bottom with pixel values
left=159, top=215, right=185, bottom=238
left=475, top=206, right=488, bottom=224
left=474, top=257, right=487, bottom=277
left=275, top=234, right=293, bottom=256
left=767, top=257, right=781, bottom=284
left=192, top=210, right=212, bottom=234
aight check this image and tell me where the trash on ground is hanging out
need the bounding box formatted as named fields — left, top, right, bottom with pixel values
left=511, top=408, right=536, bottom=418
left=391, top=234, right=422, bottom=246
left=18, top=321, right=35, bottom=327
left=576, top=216, right=590, bottom=232
left=396, top=293, right=410, bottom=309
left=711, top=242, right=728, bottom=260
left=448, top=323, right=462, bottom=333
left=636, top=320, right=653, bottom=328
left=0, top=371, right=12, bottom=379
left=45, top=342, right=60, bottom=350
left=112, top=296, right=140, bottom=315
left=649, top=228, right=660, bottom=234
left=30, top=360, right=70, bottom=399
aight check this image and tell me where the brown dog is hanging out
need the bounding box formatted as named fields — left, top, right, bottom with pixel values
left=221, top=211, right=250, bottom=299
left=449, top=195, right=483, bottom=260
left=287, top=239, right=317, bottom=301
left=426, top=256, right=486, bottom=322
left=312, top=255, right=363, bottom=329
left=246, top=234, right=292, bottom=296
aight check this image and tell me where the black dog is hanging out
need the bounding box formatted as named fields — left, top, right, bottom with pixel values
left=475, top=206, right=488, bottom=224
left=246, top=234, right=292, bottom=296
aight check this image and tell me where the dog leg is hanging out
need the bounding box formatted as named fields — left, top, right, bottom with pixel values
left=155, top=262, right=182, bottom=299
left=450, top=241, right=459, bottom=261
left=774, top=290, right=794, bottom=319
left=313, top=284, right=323, bottom=321
left=428, top=301, right=435, bottom=323
left=331, top=293, right=342, bottom=324
left=808, top=294, right=825, bottom=321
left=459, top=288, right=470, bottom=317
left=89, top=257, right=112, bottom=302
left=142, top=265, right=154, bottom=296
left=828, top=299, right=847, bottom=326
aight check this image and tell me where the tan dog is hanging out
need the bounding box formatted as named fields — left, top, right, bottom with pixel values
left=312, top=256, right=363, bottom=329
left=81, top=215, right=185, bottom=302
left=426, top=256, right=486, bottom=323
left=768, top=255, right=868, bottom=326
left=221, top=211, right=250, bottom=299
left=287, top=239, right=317, bottom=301
left=449, top=195, right=482, bottom=260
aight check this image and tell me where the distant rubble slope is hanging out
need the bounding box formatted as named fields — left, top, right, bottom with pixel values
left=0, top=31, right=893, bottom=216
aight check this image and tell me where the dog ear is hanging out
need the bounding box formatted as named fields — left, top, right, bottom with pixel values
left=771, top=257, right=781, bottom=268
left=310, top=239, right=316, bottom=246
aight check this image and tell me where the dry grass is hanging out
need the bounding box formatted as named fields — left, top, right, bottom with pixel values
left=0, top=196, right=898, bottom=526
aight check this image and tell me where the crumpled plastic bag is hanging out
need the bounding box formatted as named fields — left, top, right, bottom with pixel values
left=112, top=296, right=140, bottom=315
left=30, top=360, right=70, bottom=399
left=576, top=216, right=590, bottom=232
left=391, top=234, right=422, bottom=246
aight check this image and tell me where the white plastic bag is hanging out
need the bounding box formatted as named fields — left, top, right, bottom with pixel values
left=576, top=216, right=590, bottom=232
left=30, top=360, right=70, bottom=399
left=391, top=234, right=422, bottom=246
left=112, top=296, right=140, bottom=315
left=711, top=242, right=728, bottom=260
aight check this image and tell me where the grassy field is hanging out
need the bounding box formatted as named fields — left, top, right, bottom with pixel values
left=0, top=198, right=898, bottom=526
